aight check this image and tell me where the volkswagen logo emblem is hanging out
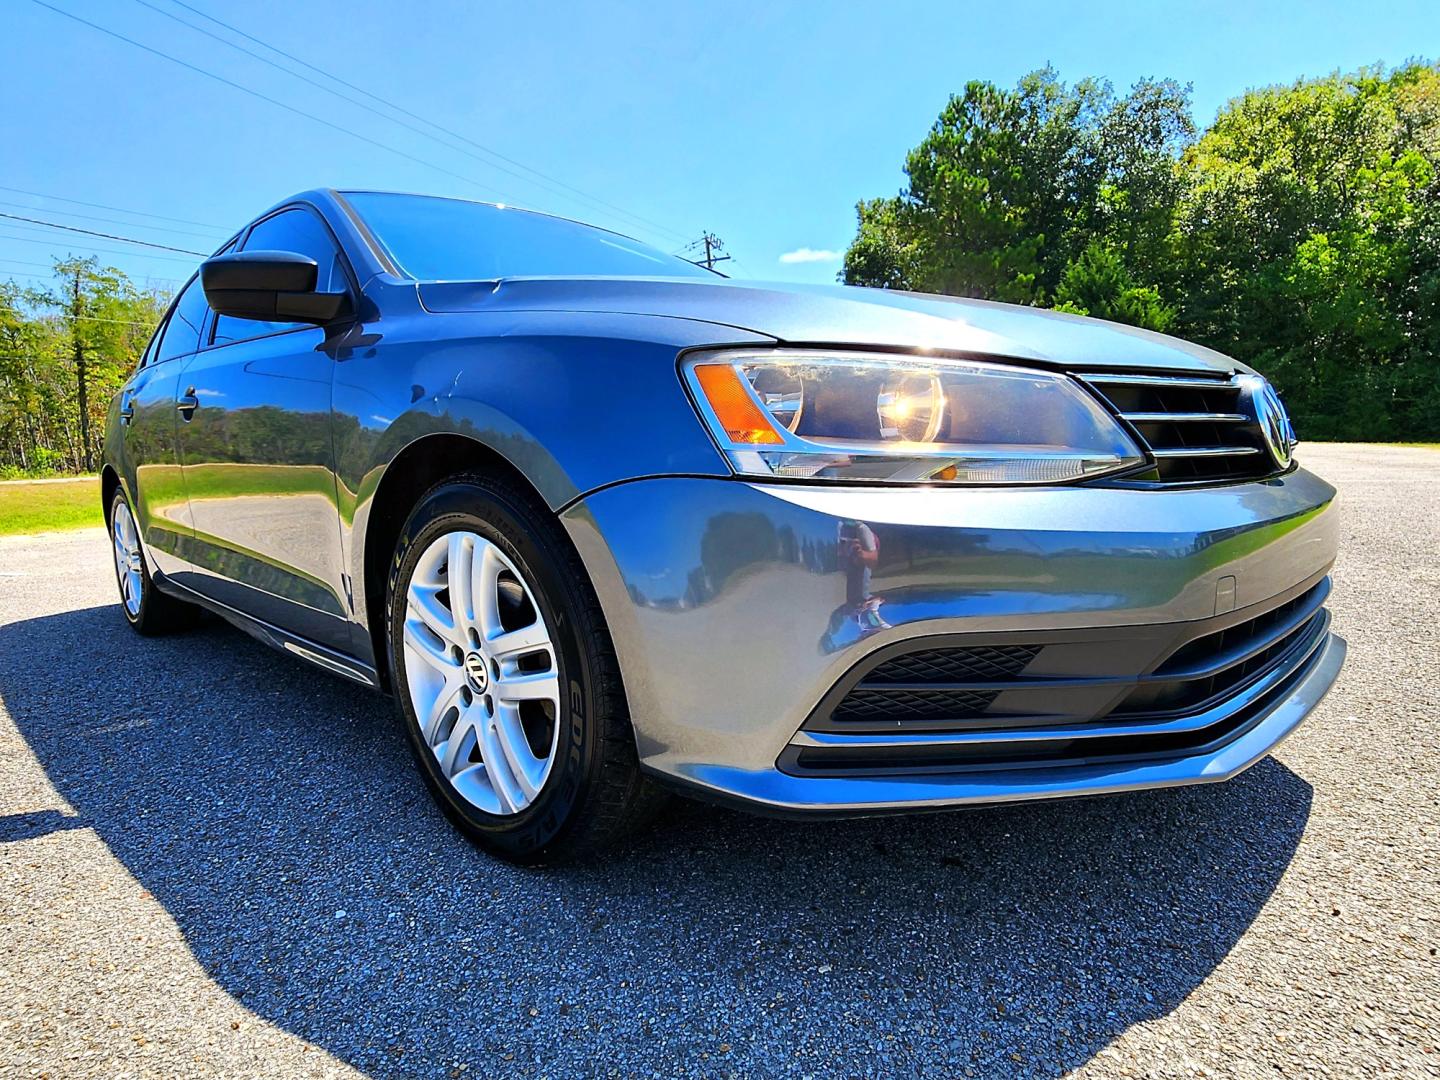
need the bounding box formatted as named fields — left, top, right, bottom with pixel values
left=463, top=651, right=490, bottom=693
left=1240, top=375, right=1295, bottom=470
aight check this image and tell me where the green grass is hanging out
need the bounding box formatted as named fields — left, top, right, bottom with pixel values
left=0, top=479, right=103, bottom=536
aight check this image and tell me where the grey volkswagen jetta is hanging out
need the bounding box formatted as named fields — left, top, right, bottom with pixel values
left=102, top=189, right=1345, bottom=862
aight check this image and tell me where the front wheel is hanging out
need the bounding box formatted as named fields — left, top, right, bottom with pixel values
left=386, top=474, right=663, bottom=864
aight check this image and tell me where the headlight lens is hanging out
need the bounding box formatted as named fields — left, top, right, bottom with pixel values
left=684, top=350, right=1145, bottom=484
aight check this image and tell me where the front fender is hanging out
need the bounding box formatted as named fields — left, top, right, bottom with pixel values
left=332, top=308, right=770, bottom=656
left=333, top=308, right=769, bottom=513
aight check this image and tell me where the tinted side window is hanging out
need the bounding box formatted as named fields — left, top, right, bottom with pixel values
left=156, top=275, right=208, bottom=362
left=137, top=315, right=164, bottom=369
left=212, top=208, right=346, bottom=346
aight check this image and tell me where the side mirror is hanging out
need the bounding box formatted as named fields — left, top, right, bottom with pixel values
left=200, top=250, right=352, bottom=325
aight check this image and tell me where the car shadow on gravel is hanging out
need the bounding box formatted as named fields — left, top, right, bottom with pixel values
left=2, top=605, right=1313, bottom=1079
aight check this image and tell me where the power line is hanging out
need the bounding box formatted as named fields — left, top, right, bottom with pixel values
left=0, top=257, right=67, bottom=271
left=27, top=312, right=162, bottom=327
left=0, top=231, right=201, bottom=265
left=0, top=212, right=209, bottom=255
left=0, top=272, right=62, bottom=285
left=30, top=2, right=532, bottom=208
left=159, top=0, right=692, bottom=244
left=0, top=272, right=181, bottom=290
left=0, top=184, right=225, bottom=229
left=0, top=199, right=224, bottom=242
left=127, top=0, right=682, bottom=244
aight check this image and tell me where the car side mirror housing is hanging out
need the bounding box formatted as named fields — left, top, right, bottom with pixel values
left=200, top=250, right=352, bottom=325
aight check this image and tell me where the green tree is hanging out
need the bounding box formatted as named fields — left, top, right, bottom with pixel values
left=1053, top=242, right=1175, bottom=331
left=0, top=283, right=66, bottom=473
left=0, top=259, right=169, bottom=474
left=1174, top=64, right=1440, bottom=438
left=33, top=258, right=168, bottom=471
left=843, top=67, right=1192, bottom=306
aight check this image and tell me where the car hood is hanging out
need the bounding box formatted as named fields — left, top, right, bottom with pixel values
left=416, top=276, right=1243, bottom=374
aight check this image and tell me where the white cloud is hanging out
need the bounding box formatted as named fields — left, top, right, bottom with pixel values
left=779, top=247, right=842, bottom=265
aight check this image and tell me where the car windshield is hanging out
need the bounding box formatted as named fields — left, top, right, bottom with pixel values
left=343, top=191, right=715, bottom=282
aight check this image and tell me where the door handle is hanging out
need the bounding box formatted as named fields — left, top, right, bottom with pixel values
left=176, top=387, right=199, bottom=418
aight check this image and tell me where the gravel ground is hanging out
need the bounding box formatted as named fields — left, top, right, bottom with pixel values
left=0, top=443, right=1435, bottom=1079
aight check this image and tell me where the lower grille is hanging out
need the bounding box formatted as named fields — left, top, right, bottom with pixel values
left=788, top=576, right=1331, bottom=775
left=834, top=687, right=999, bottom=723
left=831, top=644, right=1040, bottom=722
left=865, top=645, right=1042, bottom=684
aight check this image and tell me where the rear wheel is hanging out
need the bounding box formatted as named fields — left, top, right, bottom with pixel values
left=386, top=474, right=663, bottom=863
left=108, top=489, right=196, bottom=635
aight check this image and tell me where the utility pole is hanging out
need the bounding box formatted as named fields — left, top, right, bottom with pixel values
left=685, top=232, right=732, bottom=272
left=68, top=266, right=92, bottom=473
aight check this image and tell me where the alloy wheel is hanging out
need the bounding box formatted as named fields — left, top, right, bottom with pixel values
left=401, top=530, right=561, bottom=816
left=111, top=498, right=144, bottom=617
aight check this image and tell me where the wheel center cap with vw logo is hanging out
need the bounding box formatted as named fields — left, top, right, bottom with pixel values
left=463, top=651, right=490, bottom=693
left=1239, top=375, right=1294, bottom=470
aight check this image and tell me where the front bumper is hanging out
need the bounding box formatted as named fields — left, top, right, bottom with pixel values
left=561, top=467, right=1342, bottom=814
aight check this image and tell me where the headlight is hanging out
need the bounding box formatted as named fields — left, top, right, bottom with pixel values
left=684, top=350, right=1145, bottom=485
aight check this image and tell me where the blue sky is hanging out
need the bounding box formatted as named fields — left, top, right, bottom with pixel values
left=3, top=0, right=1436, bottom=293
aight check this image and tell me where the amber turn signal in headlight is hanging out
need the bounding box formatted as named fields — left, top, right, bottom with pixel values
left=684, top=350, right=1145, bottom=485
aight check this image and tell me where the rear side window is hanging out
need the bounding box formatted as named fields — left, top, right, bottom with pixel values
left=137, top=317, right=164, bottom=369
left=141, top=240, right=232, bottom=368
left=212, top=207, right=347, bottom=346
left=155, top=275, right=208, bottom=362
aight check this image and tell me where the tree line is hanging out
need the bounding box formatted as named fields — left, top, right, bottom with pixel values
left=0, top=258, right=168, bottom=476
left=843, top=62, right=1440, bottom=441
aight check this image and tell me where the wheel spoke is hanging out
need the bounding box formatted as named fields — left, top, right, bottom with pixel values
left=478, top=714, right=525, bottom=811
left=403, top=616, right=458, bottom=677
left=495, top=670, right=560, bottom=705
left=492, top=704, right=542, bottom=800
left=439, top=712, right=478, bottom=779
left=487, top=620, right=551, bottom=660
left=473, top=540, right=507, bottom=641
left=409, top=585, right=463, bottom=651
left=421, top=675, right=467, bottom=745
left=447, top=532, right=475, bottom=633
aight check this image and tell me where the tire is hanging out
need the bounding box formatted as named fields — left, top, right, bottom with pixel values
left=386, top=473, right=664, bottom=864
left=107, top=488, right=197, bottom=635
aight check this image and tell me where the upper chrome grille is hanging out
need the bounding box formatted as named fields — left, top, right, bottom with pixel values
left=1077, top=372, right=1281, bottom=482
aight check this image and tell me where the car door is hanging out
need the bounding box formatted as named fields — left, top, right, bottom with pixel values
left=115, top=273, right=210, bottom=579
left=174, top=205, right=354, bottom=650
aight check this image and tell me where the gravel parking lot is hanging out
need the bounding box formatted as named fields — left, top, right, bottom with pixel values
left=1, top=443, right=1436, bottom=1079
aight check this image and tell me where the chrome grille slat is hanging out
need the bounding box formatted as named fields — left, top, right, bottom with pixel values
left=1077, top=371, right=1279, bottom=482
left=1120, top=411, right=1249, bottom=423
left=1076, top=373, right=1234, bottom=389
left=1151, top=446, right=1262, bottom=458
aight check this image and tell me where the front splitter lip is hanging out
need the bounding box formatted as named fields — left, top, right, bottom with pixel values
left=645, top=632, right=1346, bottom=819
